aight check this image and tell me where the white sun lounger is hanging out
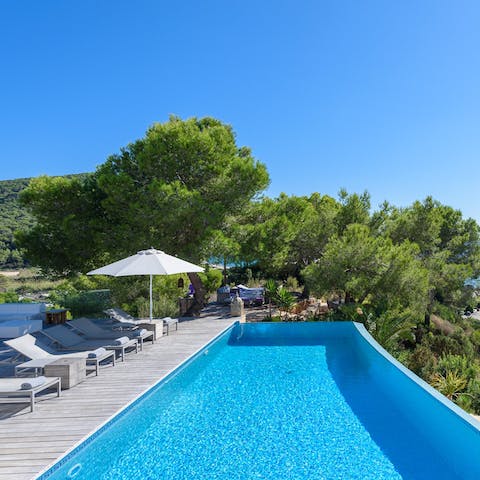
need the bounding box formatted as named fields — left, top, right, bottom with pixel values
left=68, top=318, right=154, bottom=351
left=39, top=325, right=138, bottom=362
left=5, top=334, right=115, bottom=376
left=0, top=376, right=61, bottom=412
left=104, top=308, right=179, bottom=335
left=104, top=308, right=146, bottom=326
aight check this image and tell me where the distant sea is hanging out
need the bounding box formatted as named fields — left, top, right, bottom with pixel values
left=465, top=278, right=480, bottom=288
left=208, top=257, right=256, bottom=268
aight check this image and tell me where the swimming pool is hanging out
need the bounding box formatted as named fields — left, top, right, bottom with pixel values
left=37, top=322, right=480, bottom=479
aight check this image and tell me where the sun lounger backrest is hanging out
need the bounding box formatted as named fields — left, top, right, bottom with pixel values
left=70, top=318, right=105, bottom=336
left=5, top=334, right=54, bottom=360
left=40, top=325, right=84, bottom=347
left=105, top=308, right=135, bottom=322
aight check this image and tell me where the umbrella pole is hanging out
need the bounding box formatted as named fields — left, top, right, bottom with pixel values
left=149, top=274, right=153, bottom=322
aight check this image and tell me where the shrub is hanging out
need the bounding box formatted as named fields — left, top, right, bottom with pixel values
left=432, top=302, right=460, bottom=324
left=198, top=268, right=223, bottom=293
left=276, top=287, right=296, bottom=313
left=407, top=344, right=436, bottom=378
left=436, top=354, right=477, bottom=382
left=227, top=265, right=263, bottom=286
left=285, top=276, right=299, bottom=291
left=427, top=332, right=470, bottom=357
left=132, top=295, right=178, bottom=319
left=0, top=291, right=19, bottom=303
left=466, top=379, right=480, bottom=413
left=431, top=371, right=468, bottom=401
left=55, top=289, right=111, bottom=317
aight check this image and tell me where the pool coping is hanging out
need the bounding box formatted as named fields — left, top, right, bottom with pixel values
left=352, top=321, right=480, bottom=433
left=34, top=321, right=237, bottom=480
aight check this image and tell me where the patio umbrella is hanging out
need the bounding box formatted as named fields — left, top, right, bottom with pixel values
left=87, top=248, right=204, bottom=321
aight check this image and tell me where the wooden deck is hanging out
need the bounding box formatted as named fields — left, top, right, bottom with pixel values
left=0, top=312, right=235, bottom=480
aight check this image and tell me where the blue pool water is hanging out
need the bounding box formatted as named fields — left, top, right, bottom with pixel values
left=39, top=322, right=480, bottom=480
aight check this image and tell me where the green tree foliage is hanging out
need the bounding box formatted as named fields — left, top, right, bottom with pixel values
left=0, top=175, right=89, bottom=270
left=17, top=175, right=103, bottom=275
left=198, top=267, right=223, bottom=294
left=232, top=192, right=339, bottom=278
left=0, top=178, right=35, bottom=268
left=303, top=224, right=429, bottom=319
left=93, top=116, right=269, bottom=262
left=335, top=189, right=371, bottom=233
left=381, top=197, right=480, bottom=314
left=17, top=116, right=269, bottom=275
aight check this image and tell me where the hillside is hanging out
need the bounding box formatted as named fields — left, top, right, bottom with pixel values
left=0, top=178, right=35, bottom=268
left=0, top=174, right=88, bottom=269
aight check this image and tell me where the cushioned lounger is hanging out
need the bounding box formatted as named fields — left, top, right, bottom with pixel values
left=105, top=308, right=179, bottom=336
left=5, top=334, right=115, bottom=376
left=0, top=376, right=61, bottom=412
left=68, top=318, right=154, bottom=350
left=39, top=325, right=138, bottom=362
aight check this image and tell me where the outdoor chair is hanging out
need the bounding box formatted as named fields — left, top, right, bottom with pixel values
left=5, top=334, right=115, bottom=376
left=39, top=325, right=138, bottom=362
left=68, top=318, right=154, bottom=351
left=0, top=376, right=61, bottom=412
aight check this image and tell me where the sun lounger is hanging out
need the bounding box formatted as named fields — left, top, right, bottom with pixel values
left=105, top=308, right=179, bottom=336
left=68, top=318, right=154, bottom=351
left=104, top=308, right=145, bottom=326
left=5, top=334, right=115, bottom=376
left=39, top=325, right=138, bottom=362
left=0, top=376, right=61, bottom=412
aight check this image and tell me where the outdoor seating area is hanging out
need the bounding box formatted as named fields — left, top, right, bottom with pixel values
left=0, top=312, right=234, bottom=480
left=0, top=313, right=178, bottom=416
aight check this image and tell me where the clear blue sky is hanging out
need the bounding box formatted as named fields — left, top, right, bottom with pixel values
left=1, top=1, right=479, bottom=220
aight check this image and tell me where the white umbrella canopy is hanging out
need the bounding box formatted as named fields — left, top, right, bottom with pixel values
left=87, top=248, right=204, bottom=320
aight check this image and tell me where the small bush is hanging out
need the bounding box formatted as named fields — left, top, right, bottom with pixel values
left=199, top=268, right=223, bottom=293
left=436, top=354, right=477, bottom=381
left=432, top=302, right=461, bottom=323
left=0, top=291, right=19, bottom=303
left=285, top=276, right=299, bottom=291
left=407, top=344, right=437, bottom=378
left=55, top=289, right=111, bottom=317
left=132, top=295, right=178, bottom=319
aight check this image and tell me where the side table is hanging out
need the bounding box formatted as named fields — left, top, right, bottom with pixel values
left=138, top=320, right=164, bottom=340
left=44, top=357, right=86, bottom=389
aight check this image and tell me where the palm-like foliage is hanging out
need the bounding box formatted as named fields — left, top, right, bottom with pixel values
left=275, top=286, right=296, bottom=314
left=431, top=370, right=468, bottom=400
left=366, top=312, right=415, bottom=352
left=263, top=280, right=296, bottom=319
left=264, top=279, right=278, bottom=318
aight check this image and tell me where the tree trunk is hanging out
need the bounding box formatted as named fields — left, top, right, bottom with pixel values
left=187, top=272, right=207, bottom=316
left=223, top=257, right=228, bottom=286
left=424, top=311, right=431, bottom=329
